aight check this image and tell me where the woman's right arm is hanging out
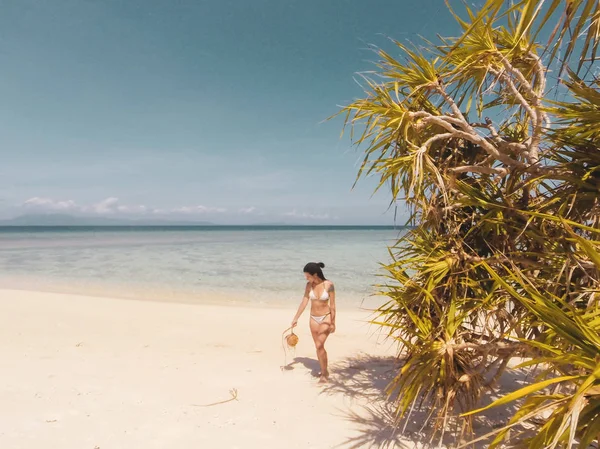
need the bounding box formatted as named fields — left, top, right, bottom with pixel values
left=291, top=284, right=310, bottom=327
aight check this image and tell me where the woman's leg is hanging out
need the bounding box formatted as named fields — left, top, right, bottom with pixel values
left=310, top=317, right=332, bottom=383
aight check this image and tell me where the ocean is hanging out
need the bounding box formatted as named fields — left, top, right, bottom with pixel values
left=0, top=226, right=404, bottom=307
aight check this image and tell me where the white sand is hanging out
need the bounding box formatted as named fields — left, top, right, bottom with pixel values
left=0, top=289, right=415, bottom=449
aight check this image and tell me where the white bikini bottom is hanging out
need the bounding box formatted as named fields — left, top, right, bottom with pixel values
left=310, top=313, right=330, bottom=324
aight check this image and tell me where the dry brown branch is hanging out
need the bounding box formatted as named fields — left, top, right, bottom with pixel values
left=485, top=357, right=511, bottom=389
left=498, top=53, right=539, bottom=100
left=471, top=120, right=528, bottom=153
left=435, top=84, right=472, bottom=132
left=493, top=52, right=548, bottom=164
left=191, top=388, right=239, bottom=407
left=407, top=111, right=526, bottom=169
left=490, top=67, right=538, bottom=134
left=410, top=111, right=465, bottom=128
left=420, top=132, right=456, bottom=150
left=450, top=165, right=508, bottom=176
left=451, top=341, right=529, bottom=355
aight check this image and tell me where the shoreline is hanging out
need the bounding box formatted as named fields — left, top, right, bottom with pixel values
left=0, top=276, right=386, bottom=311
left=0, top=285, right=384, bottom=316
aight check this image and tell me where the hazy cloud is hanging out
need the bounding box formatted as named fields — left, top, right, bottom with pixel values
left=20, top=197, right=344, bottom=222
left=283, top=209, right=331, bottom=220
left=23, top=197, right=79, bottom=212
left=23, top=197, right=148, bottom=215
left=239, top=206, right=257, bottom=214
left=91, top=197, right=120, bottom=214
left=21, top=197, right=229, bottom=216
left=173, top=205, right=227, bottom=214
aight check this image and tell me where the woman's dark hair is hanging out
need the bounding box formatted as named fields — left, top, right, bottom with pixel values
left=303, top=262, right=326, bottom=280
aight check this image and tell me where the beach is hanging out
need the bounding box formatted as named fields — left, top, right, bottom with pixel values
left=0, top=288, right=411, bottom=449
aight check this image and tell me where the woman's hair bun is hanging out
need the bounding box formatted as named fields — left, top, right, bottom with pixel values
left=318, top=262, right=325, bottom=268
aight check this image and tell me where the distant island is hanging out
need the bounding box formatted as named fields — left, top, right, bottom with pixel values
left=0, top=214, right=216, bottom=227
left=0, top=214, right=403, bottom=228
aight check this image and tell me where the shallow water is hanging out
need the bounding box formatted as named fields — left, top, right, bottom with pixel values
left=0, top=226, right=404, bottom=306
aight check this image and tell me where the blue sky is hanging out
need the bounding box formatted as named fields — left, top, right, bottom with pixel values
left=0, top=0, right=460, bottom=224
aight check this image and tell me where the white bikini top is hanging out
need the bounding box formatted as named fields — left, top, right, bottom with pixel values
left=309, top=282, right=329, bottom=301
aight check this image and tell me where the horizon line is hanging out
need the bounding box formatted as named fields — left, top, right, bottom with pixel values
left=0, top=223, right=407, bottom=228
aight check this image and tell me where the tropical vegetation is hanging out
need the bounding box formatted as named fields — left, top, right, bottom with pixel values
left=341, top=0, right=600, bottom=447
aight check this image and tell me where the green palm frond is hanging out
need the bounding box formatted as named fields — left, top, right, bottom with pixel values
left=339, top=0, right=600, bottom=447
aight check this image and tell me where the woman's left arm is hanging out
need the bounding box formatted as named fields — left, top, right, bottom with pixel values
left=328, top=282, right=336, bottom=333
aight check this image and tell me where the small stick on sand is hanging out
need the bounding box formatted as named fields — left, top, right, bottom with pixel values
left=191, top=388, right=238, bottom=407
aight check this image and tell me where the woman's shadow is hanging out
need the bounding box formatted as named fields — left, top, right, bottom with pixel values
left=283, top=356, right=322, bottom=377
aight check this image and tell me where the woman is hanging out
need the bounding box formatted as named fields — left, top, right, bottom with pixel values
left=291, top=262, right=336, bottom=383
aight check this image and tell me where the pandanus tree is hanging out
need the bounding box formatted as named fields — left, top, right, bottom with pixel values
left=340, top=0, right=600, bottom=446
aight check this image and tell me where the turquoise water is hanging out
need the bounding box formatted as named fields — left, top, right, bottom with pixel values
left=0, top=226, right=404, bottom=306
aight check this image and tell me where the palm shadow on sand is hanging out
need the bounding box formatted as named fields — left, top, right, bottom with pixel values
left=289, top=354, right=528, bottom=449
left=320, top=354, right=413, bottom=449
left=285, top=354, right=409, bottom=447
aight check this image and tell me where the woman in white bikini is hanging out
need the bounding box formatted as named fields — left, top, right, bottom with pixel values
left=291, top=262, right=336, bottom=383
